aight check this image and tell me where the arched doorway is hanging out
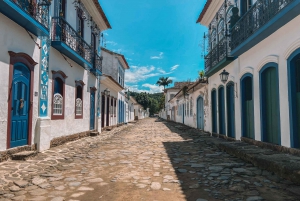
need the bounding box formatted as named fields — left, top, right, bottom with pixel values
left=226, top=82, right=235, bottom=138
left=218, top=86, right=226, bottom=135
left=197, top=96, right=204, bottom=130
left=288, top=49, right=300, bottom=148
left=260, top=63, right=280, bottom=144
left=211, top=89, right=217, bottom=133
left=241, top=74, right=254, bottom=139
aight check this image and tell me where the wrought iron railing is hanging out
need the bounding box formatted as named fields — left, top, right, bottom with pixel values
left=205, top=37, right=230, bottom=72
left=230, top=0, right=294, bottom=50
left=93, top=53, right=103, bottom=73
left=10, top=0, right=50, bottom=29
left=51, top=17, right=92, bottom=63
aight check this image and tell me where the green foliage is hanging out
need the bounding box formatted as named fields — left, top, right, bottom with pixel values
left=129, top=91, right=163, bottom=115
left=156, top=77, right=173, bottom=90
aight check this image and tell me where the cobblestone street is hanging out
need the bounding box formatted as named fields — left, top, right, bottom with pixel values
left=0, top=118, right=300, bottom=201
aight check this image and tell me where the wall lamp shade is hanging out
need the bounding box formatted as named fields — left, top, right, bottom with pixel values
left=104, top=88, right=110, bottom=96
left=220, top=69, right=229, bottom=83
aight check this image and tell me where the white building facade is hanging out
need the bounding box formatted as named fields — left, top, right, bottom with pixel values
left=0, top=0, right=111, bottom=154
left=197, top=0, right=300, bottom=148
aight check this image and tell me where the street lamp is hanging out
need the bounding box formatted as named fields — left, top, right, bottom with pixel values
left=220, top=69, right=229, bottom=83
left=104, top=88, right=110, bottom=96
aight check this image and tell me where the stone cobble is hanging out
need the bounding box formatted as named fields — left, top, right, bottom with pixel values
left=0, top=119, right=299, bottom=201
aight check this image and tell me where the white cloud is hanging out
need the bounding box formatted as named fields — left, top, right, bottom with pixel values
left=171, top=64, right=179, bottom=71
left=142, top=83, right=164, bottom=93
left=103, top=32, right=109, bottom=36
left=125, top=65, right=172, bottom=84
left=106, top=41, right=117, bottom=46
left=150, top=52, right=164, bottom=59
left=112, top=48, right=123, bottom=53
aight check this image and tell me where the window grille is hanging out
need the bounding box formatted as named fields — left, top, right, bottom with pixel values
left=53, top=93, right=63, bottom=115
left=75, top=98, right=82, bottom=115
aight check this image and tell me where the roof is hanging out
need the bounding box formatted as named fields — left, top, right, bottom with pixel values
left=164, top=82, right=194, bottom=92
left=101, top=47, right=130, bottom=69
left=102, top=74, right=124, bottom=90
left=92, top=0, right=112, bottom=29
left=196, top=0, right=212, bottom=23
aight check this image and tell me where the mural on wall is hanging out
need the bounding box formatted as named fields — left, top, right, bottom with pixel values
left=39, top=37, right=50, bottom=117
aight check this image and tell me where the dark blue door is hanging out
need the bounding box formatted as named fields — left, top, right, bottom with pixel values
left=241, top=75, right=254, bottom=139
left=182, top=104, right=185, bottom=124
left=218, top=86, right=226, bottom=135
left=261, top=67, right=280, bottom=144
left=197, top=97, right=204, bottom=129
left=289, top=54, right=300, bottom=147
left=10, top=64, right=30, bottom=148
left=226, top=83, right=235, bottom=138
left=211, top=90, right=217, bottom=133
left=90, top=91, right=95, bottom=130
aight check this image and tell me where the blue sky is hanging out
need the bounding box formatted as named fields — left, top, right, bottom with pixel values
left=99, top=0, right=207, bottom=93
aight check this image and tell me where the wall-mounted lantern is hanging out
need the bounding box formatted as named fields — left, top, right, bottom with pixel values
left=220, top=69, right=229, bottom=83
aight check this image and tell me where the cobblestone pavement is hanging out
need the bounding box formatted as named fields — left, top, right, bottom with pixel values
left=0, top=118, right=300, bottom=201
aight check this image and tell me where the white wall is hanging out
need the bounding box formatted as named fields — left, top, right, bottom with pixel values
left=47, top=47, right=98, bottom=139
left=0, top=14, right=41, bottom=151
left=207, top=14, right=300, bottom=147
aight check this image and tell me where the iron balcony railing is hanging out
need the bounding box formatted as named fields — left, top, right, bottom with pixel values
left=10, top=0, right=50, bottom=29
left=205, top=37, right=230, bottom=72
left=230, top=0, right=294, bottom=50
left=93, top=53, right=103, bottom=73
left=51, top=17, right=92, bottom=64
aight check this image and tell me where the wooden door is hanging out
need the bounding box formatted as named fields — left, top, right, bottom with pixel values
left=261, top=67, right=280, bottom=144
left=90, top=91, right=95, bottom=130
left=226, top=83, right=235, bottom=138
left=218, top=87, right=225, bottom=135
left=197, top=97, right=204, bottom=130
left=211, top=90, right=217, bottom=133
left=10, top=64, right=30, bottom=148
left=241, top=76, right=254, bottom=139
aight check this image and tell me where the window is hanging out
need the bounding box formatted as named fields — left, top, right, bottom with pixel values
left=58, top=0, right=66, bottom=18
left=77, top=9, right=84, bottom=38
left=75, top=80, right=84, bottom=119
left=241, top=0, right=252, bottom=15
left=211, top=30, right=216, bottom=49
left=51, top=70, right=67, bottom=120
left=218, top=20, right=225, bottom=42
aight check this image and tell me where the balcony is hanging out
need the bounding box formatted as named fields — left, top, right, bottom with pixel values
left=90, top=53, right=103, bottom=76
left=0, top=0, right=50, bottom=36
left=205, top=38, right=234, bottom=77
left=230, top=0, right=300, bottom=56
left=51, top=17, right=92, bottom=69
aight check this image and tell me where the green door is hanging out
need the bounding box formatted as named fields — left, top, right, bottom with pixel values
left=261, top=67, right=280, bottom=144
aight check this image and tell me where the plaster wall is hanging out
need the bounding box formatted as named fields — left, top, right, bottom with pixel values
left=101, top=51, right=118, bottom=82
left=207, top=14, right=300, bottom=147
left=0, top=14, right=41, bottom=151
left=47, top=47, right=98, bottom=140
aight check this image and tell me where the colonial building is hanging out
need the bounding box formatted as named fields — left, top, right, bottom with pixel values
left=0, top=0, right=111, bottom=155
left=100, top=48, right=130, bottom=126
left=197, top=0, right=300, bottom=148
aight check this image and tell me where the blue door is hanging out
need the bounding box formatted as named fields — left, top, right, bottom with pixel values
left=226, top=83, right=235, bottom=138
left=182, top=104, right=185, bottom=124
left=260, top=66, right=280, bottom=144
left=10, top=64, right=30, bottom=148
left=218, top=86, right=226, bottom=135
left=90, top=91, right=95, bottom=130
left=211, top=90, right=217, bottom=133
left=289, top=52, right=300, bottom=148
left=241, top=75, right=254, bottom=139
left=197, top=96, right=204, bottom=129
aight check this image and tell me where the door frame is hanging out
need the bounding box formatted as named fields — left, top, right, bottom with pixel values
left=240, top=73, right=254, bottom=139
left=7, top=51, right=37, bottom=149
left=259, top=62, right=281, bottom=145
left=288, top=48, right=300, bottom=148
left=211, top=89, right=217, bottom=133
left=197, top=95, right=204, bottom=130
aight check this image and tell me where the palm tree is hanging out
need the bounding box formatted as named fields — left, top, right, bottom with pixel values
left=156, top=77, right=173, bottom=91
